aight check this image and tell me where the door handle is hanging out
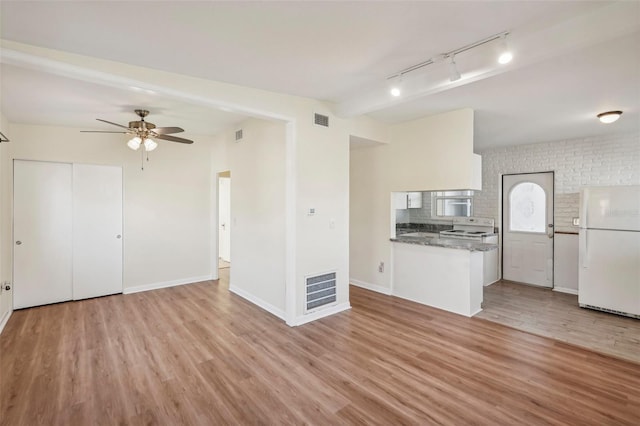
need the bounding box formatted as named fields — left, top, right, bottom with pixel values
left=548, top=233, right=554, bottom=239
left=116, top=235, right=121, bottom=239
left=15, top=241, right=22, bottom=245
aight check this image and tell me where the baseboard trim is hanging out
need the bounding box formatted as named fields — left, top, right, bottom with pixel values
left=123, top=275, right=215, bottom=295
left=229, top=285, right=286, bottom=321
left=0, top=309, right=13, bottom=335
left=293, top=302, right=351, bottom=326
left=349, top=278, right=392, bottom=295
left=553, top=286, right=579, bottom=295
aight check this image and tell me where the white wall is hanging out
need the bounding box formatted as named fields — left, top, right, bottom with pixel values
left=4, top=123, right=215, bottom=295
left=350, top=109, right=478, bottom=293
left=211, top=118, right=287, bottom=318
left=389, top=109, right=479, bottom=192
left=474, top=132, right=640, bottom=291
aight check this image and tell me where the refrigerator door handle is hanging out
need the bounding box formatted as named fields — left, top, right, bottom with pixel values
left=580, top=189, right=589, bottom=230
left=581, top=231, right=588, bottom=268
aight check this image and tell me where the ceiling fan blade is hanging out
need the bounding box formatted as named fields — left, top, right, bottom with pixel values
left=96, top=118, right=132, bottom=130
left=152, top=126, right=184, bottom=134
left=80, top=130, right=129, bottom=133
left=155, top=134, right=194, bottom=144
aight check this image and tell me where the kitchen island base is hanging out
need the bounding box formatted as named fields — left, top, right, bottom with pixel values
left=392, top=241, right=484, bottom=317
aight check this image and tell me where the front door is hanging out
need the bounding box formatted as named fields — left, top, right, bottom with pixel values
left=502, top=172, right=554, bottom=287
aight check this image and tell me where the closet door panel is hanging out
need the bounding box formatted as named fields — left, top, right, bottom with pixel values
left=73, top=164, right=123, bottom=300
left=14, top=160, right=73, bottom=309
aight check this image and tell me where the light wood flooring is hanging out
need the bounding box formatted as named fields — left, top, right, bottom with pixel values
left=477, top=280, right=640, bottom=364
left=1, top=270, right=640, bottom=425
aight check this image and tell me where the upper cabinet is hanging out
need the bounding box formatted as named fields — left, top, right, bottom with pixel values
left=394, top=192, right=423, bottom=209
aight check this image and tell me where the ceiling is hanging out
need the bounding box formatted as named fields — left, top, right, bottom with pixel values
left=1, top=1, right=639, bottom=150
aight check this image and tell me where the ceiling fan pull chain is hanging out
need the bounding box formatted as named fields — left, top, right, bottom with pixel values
left=141, top=146, right=144, bottom=171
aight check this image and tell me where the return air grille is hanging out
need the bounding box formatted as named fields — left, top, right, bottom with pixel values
left=314, top=113, right=329, bottom=127
left=580, top=304, right=639, bottom=319
left=235, top=129, right=243, bottom=141
left=305, top=272, right=336, bottom=312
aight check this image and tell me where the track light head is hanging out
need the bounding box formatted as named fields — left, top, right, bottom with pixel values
left=498, top=34, right=513, bottom=64
left=389, top=75, right=402, bottom=97
left=448, top=56, right=461, bottom=82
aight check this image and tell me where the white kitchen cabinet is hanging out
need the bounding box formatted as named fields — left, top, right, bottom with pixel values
left=394, top=192, right=423, bottom=209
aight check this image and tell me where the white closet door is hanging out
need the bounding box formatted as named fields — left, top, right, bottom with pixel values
left=14, top=160, right=73, bottom=309
left=73, top=164, right=123, bottom=300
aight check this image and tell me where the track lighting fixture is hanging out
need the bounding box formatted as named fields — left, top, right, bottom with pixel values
left=448, top=56, right=461, bottom=82
left=597, top=111, right=622, bottom=124
left=386, top=30, right=511, bottom=96
left=498, top=34, right=513, bottom=64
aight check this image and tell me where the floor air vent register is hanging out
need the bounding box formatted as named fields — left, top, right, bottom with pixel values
left=305, top=272, right=337, bottom=313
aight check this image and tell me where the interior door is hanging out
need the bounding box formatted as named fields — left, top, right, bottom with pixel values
left=219, top=177, right=231, bottom=262
left=73, top=164, right=123, bottom=300
left=14, top=160, right=73, bottom=309
left=502, top=172, right=554, bottom=287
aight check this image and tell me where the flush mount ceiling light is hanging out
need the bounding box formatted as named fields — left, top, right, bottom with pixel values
left=448, top=55, right=461, bottom=82
left=386, top=30, right=511, bottom=95
left=497, top=34, right=513, bottom=64
left=597, top=111, right=623, bottom=124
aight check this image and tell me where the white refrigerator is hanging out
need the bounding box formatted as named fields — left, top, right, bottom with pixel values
left=578, top=185, right=640, bottom=318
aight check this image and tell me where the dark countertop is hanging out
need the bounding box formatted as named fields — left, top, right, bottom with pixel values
left=391, top=235, right=498, bottom=252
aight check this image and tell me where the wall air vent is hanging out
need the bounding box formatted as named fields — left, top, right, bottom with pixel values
left=235, top=129, right=243, bottom=141
left=314, top=113, right=329, bottom=127
left=305, top=272, right=337, bottom=313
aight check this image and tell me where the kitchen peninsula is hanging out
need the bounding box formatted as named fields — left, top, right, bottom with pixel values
left=390, top=234, right=497, bottom=317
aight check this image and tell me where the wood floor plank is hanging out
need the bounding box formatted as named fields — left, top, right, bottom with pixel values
left=1, top=270, right=639, bottom=425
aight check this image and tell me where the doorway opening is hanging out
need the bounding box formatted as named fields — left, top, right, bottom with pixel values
left=218, top=171, right=231, bottom=271
left=501, top=171, right=554, bottom=288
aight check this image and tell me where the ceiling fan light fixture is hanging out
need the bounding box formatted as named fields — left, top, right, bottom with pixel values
left=127, top=136, right=141, bottom=150
left=144, top=138, right=158, bottom=151
left=597, top=110, right=622, bottom=124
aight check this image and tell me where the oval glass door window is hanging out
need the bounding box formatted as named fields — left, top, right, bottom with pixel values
left=509, top=182, right=546, bottom=232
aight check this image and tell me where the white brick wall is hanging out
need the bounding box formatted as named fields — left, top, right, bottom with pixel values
left=474, top=132, right=640, bottom=232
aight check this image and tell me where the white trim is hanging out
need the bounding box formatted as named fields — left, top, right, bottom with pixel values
left=284, top=121, right=297, bottom=326
left=469, top=308, right=483, bottom=317
left=553, top=286, right=579, bottom=295
left=0, top=309, right=13, bottom=335
left=123, top=275, right=214, bottom=295
left=349, top=278, right=392, bottom=295
left=293, top=302, right=351, bottom=326
left=229, top=285, right=286, bottom=321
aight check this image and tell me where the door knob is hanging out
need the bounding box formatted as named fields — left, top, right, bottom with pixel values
left=116, top=235, right=121, bottom=239
left=15, top=241, right=22, bottom=245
